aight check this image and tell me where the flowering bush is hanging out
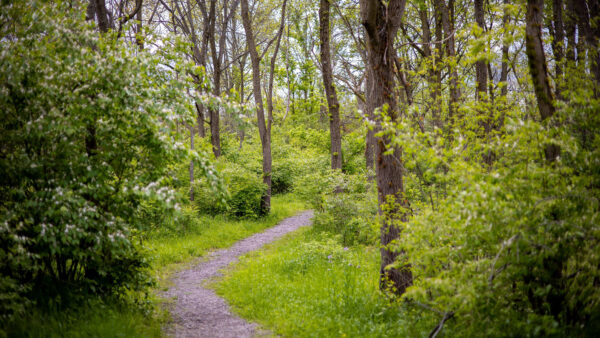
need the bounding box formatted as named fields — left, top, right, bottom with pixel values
left=0, top=1, right=221, bottom=320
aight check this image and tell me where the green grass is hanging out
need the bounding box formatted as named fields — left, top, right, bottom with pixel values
left=3, top=194, right=306, bottom=338
left=213, top=228, right=432, bottom=337
left=2, top=298, right=164, bottom=338
left=145, top=194, right=305, bottom=274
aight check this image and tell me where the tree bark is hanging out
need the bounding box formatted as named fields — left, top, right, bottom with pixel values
left=551, top=0, right=565, bottom=99
left=208, top=0, right=222, bottom=158
left=565, top=0, right=577, bottom=63
left=474, top=0, right=487, bottom=100
left=500, top=0, right=510, bottom=99
left=267, top=0, right=287, bottom=138
left=360, top=0, right=412, bottom=295
left=241, top=0, right=272, bottom=214
left=94, top=0, right=111, bottom=33
left=364, top=67, right=375, bottom=171
left=589, top=0, right=600, bottom=92
left=526, top=0, right=556, bottom=122
left=319, top=0, right=343, bottom=170
left=439, top=0, right=459, bottom=121
left=189, top=126, right=195, bottom=201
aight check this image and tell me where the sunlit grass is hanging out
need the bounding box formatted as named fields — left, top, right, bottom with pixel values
left=213, top=228, right=433, bottom=337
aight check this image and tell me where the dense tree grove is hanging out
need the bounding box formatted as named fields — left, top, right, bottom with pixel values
left=1, top=0, right=599, bottom=336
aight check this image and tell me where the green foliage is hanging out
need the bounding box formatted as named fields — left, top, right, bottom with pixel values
left=2, top=297, right=163, bottom=338
left=382, top=92, right=600, bottom=336
left=308, top=172, right=379, bottom=246
left=194, top=161, right=266, bottom=218
left=0, top=0, right=222, bottom=321
left=214, top=229, right=434, bottom=337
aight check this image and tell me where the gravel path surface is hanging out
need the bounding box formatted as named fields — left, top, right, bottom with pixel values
left=162, top=210, right=314, bottom=338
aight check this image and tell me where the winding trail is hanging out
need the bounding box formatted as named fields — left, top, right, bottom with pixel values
left=162, top=210, right=314, bottom=338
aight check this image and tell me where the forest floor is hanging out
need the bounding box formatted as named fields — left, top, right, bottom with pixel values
left=161, top=210, right=314, bottom=337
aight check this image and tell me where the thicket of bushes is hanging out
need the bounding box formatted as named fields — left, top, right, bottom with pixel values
left=0, top=1, right=222, bottom=323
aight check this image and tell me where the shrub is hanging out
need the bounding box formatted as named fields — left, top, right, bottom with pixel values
left=0, top=1, right=220, bottom=320
left=271, top=157, right=296, bottom=195
left=388, top=97, right=600, bottom=336
left=195, top=162, right=266, bottom=218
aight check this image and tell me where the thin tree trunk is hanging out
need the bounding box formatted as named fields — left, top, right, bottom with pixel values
left=432, top=0, right=443, bottom=129
left=136, top=2, right=143, bottom=48
left=360, top=0, right=412, bottom=296
left=267, top=0, right=287, bottom=136
left=189, top=126, right=195, bottom=201
left=364, top=67, right=375, bottom=171
left=439, top=0, right=459, bottom=122
left=474, top=0, right=487, bottom=100
left=565, top=0, right=577, bottom=63
left=208, top=0, right=223, bottom=158
left=589, top=0, right=600, bottom=93
left=319, top=0, right=343, bottom=170
left=241, top=0, right=272, bottom=214
left=552, top=0, right=565, bottom=98
left=526, top=0, right=556, bottom=121
left=195, top=102, right=206, bottom=137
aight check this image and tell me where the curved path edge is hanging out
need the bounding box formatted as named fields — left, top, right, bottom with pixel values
left=162, top=210, right=314, bottom=338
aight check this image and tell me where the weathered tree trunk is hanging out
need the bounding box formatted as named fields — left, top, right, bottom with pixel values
left=565, top=0, right=577, bottom=63
left=241, top=0, right=272, bottom=214
left=195, top=102, right=206, bottom=138
left=552, top=0, right=565, bottom=99
left=474, top=0, right=487, bottom=100
left=360, top=0, right=412, bottom=295
left=364, top=66, right=375, bottom=171
left=267, top=0, right=287, bottom=138
left=208, top=0, right=222, bottom=158
left=189, top=126, right=195, bottom=201
left=589, top=0, right=600, bottom=92
left=432, top=0, right=443, bottom=128
left=319, top=0, right=343, bottom=170
left=136, top=2, right=143, bottom=49
left=439, top=0, right=459, bottom=121
left=500, top=0, right=510, bottom=99
left=526, top=0, right=556, bottom=121
left=94, top=0, right=112, bottom=33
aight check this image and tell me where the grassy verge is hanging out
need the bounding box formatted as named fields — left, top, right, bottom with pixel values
left=213, top=228, right=433, bottom=337
left=146, top=194, right=305, bottom=274
left=4, top=194, right=305, bottom=338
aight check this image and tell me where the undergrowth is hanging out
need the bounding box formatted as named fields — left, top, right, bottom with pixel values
left=214, top=228, right=436, bottom=337
left=3, top=194, right=305, bottom=337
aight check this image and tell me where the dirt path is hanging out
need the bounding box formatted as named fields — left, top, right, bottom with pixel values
left=162, top=210, right=314, bottom=338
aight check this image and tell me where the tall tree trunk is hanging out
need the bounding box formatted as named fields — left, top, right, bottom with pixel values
left=565, top=0, right=577, bottom=63
left=136, top=2, right=144, bottom=49
left=474, top=0, right=487, bottom=100
left=94, top=0, right=111, bottom=33
left=189, top=126, right=195, bottom=201
left=208, top=0, right=223, bottom=158
left=500, top=0, right=510, bottom=98
left=241, top=0, right=272, bottom=214
left=267, top=0, right=287, bottom=137
left=360, top=0, right=412, bottom=295
left=364, top=66, right=375, bottom=171
left=526, top=0, right=556, bottom=121
left=319, top=0, right=343, bottom=170
left=589, top=0, right=600, bottom=92
left=195, top=102, right=206, bottom=137
left=439, top=0, right=459, bottom=122
left=432, top=0, right=443, bottom=129
left=551, top=0, right=565, bottom=99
